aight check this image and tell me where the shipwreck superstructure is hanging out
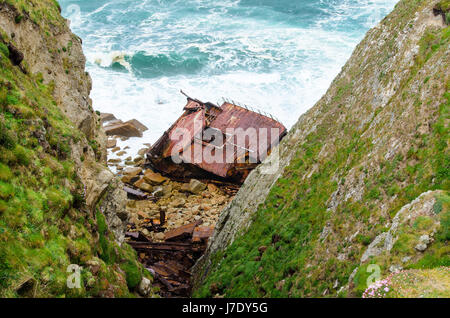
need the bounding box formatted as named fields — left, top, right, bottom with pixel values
left=147, top=92, right=287, bottom=184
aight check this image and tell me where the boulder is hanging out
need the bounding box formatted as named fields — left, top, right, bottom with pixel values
left=121, top=167, right=142, bottom=184
left=134, top=178, right=153, bottom=193
left=143, top=170, right=167, bottom=185
left=100, top=113, right=117, bottom=124
left=111, top=147, right=120, bottom=153
left=123, top=167, right=142, bottom=177
left=180, top=179, right=207, bottom=195
left=104, top=122, right=143, bottom=138
left=138, top=277, right=152, bottom=297
left=138, top=148, right=149, bottom=156
left=106, top=138, right=117, bottom=149
left=116, top=151, right=127, bottom=156
left=125, top=119, right=148, bottom=132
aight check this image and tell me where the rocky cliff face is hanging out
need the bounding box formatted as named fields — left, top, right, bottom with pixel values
left=0, top=0, right=153, bottom=297
left=194, top=0, right=449, bottom=297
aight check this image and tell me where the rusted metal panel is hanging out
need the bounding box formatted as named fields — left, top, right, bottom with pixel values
left=164, top=220, right=203, bottom=242
left=148, top=94, right=287, bottom=184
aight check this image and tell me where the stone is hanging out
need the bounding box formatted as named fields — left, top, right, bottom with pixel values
left=154, top=232, right=165, bottom=241
left=116, top=151, right=126, bottom=156
left=207, top=183, right=219, bottom=193
left=419, top=234, right=430, bottom=245
left=138, top=148, right=149, bottom=156
left=104, top=122, right=143, bottom=138
left=134, top=155, right=144, bottom=162
left=123, top=167, right=142, bottom=177
left=138, top=277, right=152, bottom=297
left=108, top=158, right=121, bottom=163
left=134, top=178, right=153, bottom=193
left=143, top=170, right=167, bottom=185
left=415, top=243, right=427, bottom=252
left=125, top=119, right=148, bottom=132
left=170, top=198, right=186, bottom=208
left=401, top=256, right=411, bottom=263
left=121, top=167, right=142, bottom=184
left=189, top=179, right=207, bottom=194
left=153, top=187, right=164, bottom=197
left=111, top=147, right=120, bottom=153
left=389, top=264, right=403, bottom=273
left=106, top=139, right=117, bottom=148
left=100, top=113, right=117, bottom=124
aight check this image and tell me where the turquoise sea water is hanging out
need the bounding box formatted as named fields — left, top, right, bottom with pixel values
left=59, top=0, right=397, bottom=153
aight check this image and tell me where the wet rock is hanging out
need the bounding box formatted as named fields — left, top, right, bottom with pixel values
left=133, top=155, right=144, bottom=163
left=111, top=147, right=120, bottom=153
left=106, top=139, right=117, bottom=149
left=125, top=119, right=148, bottom=132
left=138, top=148, right=149, bottom=156
left=100, top=113, right=117, bottom=124
left=123, top=167, right=142, bottom=178
left=104, top=122, right=143, bottom=138
left=116, top=151, right=127, bottom=156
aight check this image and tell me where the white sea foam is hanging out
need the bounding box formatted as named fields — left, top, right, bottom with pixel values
left=60, top=0, right=398, bottom=161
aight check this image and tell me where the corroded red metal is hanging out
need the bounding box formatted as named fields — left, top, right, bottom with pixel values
left=148, top=95, right=287, bottom=184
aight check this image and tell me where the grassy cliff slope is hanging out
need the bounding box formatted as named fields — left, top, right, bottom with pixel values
left=0, top=0, right=153, bottom=297
left=195, top=0, right=449, bottom=298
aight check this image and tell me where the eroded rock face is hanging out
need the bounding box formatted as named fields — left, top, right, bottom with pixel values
left=0, top=3, right=128, bottom=244
left=0, top=2, right=105, bottom=151
left=360, top=191, right=441, bottom=263
left=98, top=178, right=129, bottom=245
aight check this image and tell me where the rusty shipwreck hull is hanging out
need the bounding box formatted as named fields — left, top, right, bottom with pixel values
left=147, top=92, right=287, bottom=184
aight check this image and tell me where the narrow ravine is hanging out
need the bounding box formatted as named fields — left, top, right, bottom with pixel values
left=101, top=113, right=239, bottom=297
